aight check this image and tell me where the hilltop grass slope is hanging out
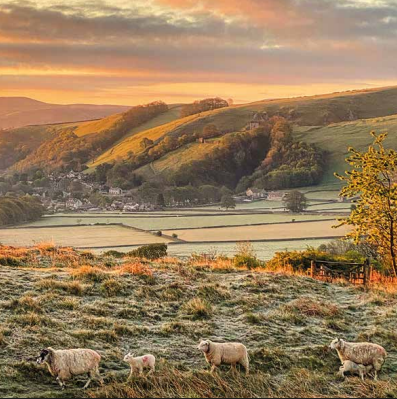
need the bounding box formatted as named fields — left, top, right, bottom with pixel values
left=1, top=246, right=397, bottom=398
left=294, top=113, right=397, bottom=185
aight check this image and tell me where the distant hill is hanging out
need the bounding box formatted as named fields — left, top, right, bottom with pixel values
left=0, top=97, right=130, bottom=130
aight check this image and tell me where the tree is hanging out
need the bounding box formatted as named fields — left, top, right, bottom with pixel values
left=202, top=124, right=219, bottom=139
left=283, top=190, right=307, bottom=213
left=336, top=132, right=397, bottom=277
left=221, top=194, right=236, bottom=209
left=156, top=193, right=166, bottom=208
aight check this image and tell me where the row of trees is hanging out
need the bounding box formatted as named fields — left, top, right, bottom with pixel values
left=0, top=196, right=44, bottom=226
left=180, top=97, right=229, bottom=118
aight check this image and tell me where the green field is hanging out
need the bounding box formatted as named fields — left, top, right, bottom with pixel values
left=294, top=114, right=397, bottom=185
left=22, top=213, right=336, bottom=231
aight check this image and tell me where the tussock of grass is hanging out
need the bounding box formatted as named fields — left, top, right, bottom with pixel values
left=36, top=278, right=84, bottom=296
left=101, top=278, right=124, bottom=297
left=72, top=265, right=108, bottom=282
left=285, top=296, right=341, bottom=318
left=182, top=298, right=213, bottom=320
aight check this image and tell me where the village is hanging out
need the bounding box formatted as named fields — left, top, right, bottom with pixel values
left=0, top=167, right=298, bottom=213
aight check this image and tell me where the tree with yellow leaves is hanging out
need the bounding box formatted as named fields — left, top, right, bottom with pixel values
left=336, top=132, right=397, bottom=277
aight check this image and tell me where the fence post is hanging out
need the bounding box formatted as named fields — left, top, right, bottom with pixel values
left=363, top=259, right=370, bottom=287
left=311, top=260, right=316, bottom=279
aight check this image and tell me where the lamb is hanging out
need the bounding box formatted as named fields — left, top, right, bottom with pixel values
left=338, top=360, right=373, bottom=381
left=330, top=338, right=387, bottom=380
left=197, top=339, right=249, bottom=375
left=36, top=347, right=103, bottom=390
left=123, top=353, right=156, bottom=380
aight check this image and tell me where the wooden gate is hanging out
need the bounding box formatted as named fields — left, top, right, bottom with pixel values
left=310, top=259, right=371, bottom=286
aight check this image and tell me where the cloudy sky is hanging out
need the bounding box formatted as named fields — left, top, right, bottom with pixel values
left=1, top=0, right=397, bottom=104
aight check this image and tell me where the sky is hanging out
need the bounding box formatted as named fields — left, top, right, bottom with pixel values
left=1, top=0, right=397, bottom=105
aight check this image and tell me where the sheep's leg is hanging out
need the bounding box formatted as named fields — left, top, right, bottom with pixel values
left=240, top=358, right=250, bottom=375
left=230, top=364, right=237, bottom=375
left=374, top=370, right=378, bottom=381
left=147, top=366, right=155, bottom=375
left=210, top=364, right=217, bottom=374
left=56, top=377, right=66, bottom=390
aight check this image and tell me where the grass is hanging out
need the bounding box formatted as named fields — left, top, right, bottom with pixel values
left=1, top=245, right=397, bottom=398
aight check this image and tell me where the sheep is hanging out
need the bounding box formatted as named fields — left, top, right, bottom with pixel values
left=123, top=353, right=156, bottom=380
left=36, top=347, right=103, bottom=390
left=197, top=339, right=249, bottom=375
left=338, top=360, right=373, bottom=381
left=330, top=338, right=387, bottom=380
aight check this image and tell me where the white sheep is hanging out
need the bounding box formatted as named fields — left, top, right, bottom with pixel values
left=36, top=347, right=103, bottom=389
left=123, top=353, right=156, bottom=380
left=197, top=339, right=249, bottom=374
left=338, top=360, right=373, bottom=381
left=330, top=338, right=387, bottom=380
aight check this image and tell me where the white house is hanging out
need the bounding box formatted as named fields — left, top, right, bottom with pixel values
left=246, top=188, right=267, bottom=199
left=267, top=191, right=287, bottom=201
left=66, top=198, right=83, bottom=209
left=109, top=187, right=124, bottom=196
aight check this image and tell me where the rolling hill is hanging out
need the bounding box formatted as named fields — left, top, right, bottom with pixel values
left=87, top=86, right=397, bottom=170
left=0, top=97, right=130, bottom=130
left=2, top=86, right=397, bottom=192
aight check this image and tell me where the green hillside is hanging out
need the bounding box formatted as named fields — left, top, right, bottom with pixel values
left=88, top=86, right=397, bottom=170
left=294, top=114, right=397, bottom=186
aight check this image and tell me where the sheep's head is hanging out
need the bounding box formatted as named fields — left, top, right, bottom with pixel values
left=198, top=340, right=211, bottom=353
left=330, top=338, right=344, bottom=351
left=123, top=352, right=134, bottom=363
left=36, top=348, right=53, bottom=365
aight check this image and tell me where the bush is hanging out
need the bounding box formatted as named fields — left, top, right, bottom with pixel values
left=128, top=243, right=167, bottom=260
left=234, top=255, right=262, bottom=269
left=104, top=250, right=125, bottom=258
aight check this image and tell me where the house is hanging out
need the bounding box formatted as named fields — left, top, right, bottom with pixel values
left=109, top=187, right=124, bottom=196
left=267, top=191, right=287, bottom=201
left=248, top=112, right=268, bottom=130
left=66, top=198, right=83, bottom=210
left=246, top=188, right=267, bottom=199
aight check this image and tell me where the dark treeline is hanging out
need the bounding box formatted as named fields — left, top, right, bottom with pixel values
left=0, top=196, right=44, bottom=226
left=180, top=97, right=229, bottom=118
left=14, top=102, right=168, bottom=173
left=236, top=117, right=325, bottom=192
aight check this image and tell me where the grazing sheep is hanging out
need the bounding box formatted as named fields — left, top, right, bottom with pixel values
left=338, top=360, right=373, bottom=381
left=197, top=339, right=249, bottom=374
left=36, top=347, right=103, bottom=390
left=330, top=338, right=387, bottom=380
left=123, top=353, right=156, bottom=380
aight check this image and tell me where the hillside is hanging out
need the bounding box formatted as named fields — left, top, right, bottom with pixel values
left=9, top=102, right=169, bottom=173
left=3, top=87, right=397, bottom=192
left=1, top=246, right=397, bottom=398
left=87, top=86, right=397, bottom=169
left=294, top=113, right=397, bottom=186
left=0, top=97, right=130, bottom=130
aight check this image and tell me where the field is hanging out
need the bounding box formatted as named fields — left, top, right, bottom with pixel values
left=0, top=226, right=171, bottom=249
left=22, top=213, right=336, bottom=231
left=1, top=249, right=397, bottom=398
left=294, top=114, right=397, bottom=185
left=168, top=220, right=351, bottom=243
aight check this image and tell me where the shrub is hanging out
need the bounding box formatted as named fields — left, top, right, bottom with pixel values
left=104, top=250, right=125, bottom=258
left=234, top=255, right=262, bottom=269
left=0, top=255, right=21, bottom=266
left=128, top=243, right=167, bottom=260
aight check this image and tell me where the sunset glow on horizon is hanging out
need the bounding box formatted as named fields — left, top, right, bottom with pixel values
left=1, top=0, right=397, bottom=105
